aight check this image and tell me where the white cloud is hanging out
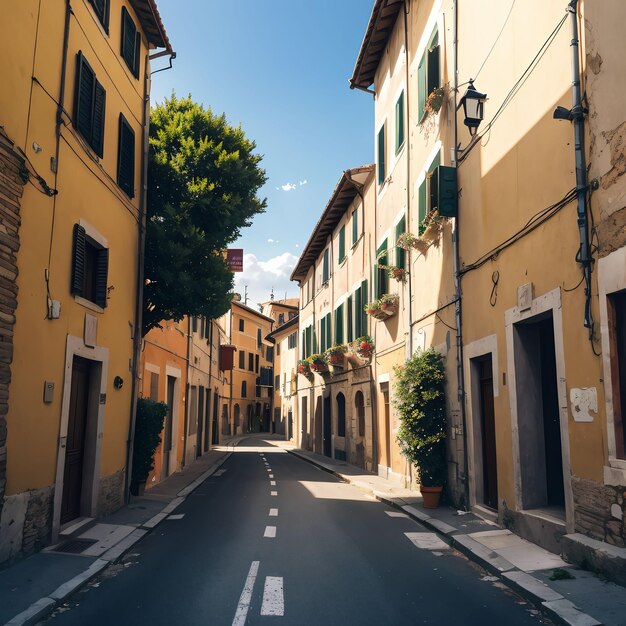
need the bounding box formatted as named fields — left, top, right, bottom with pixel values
left=295, top=243, right=300, bottom=248
left=299, top=180, right=308, bottom=186
left=280, top=182, right=297, bottom=192
left=233, top=252, right=299, bottom=307
left=267, top=238, right=274, bottom=243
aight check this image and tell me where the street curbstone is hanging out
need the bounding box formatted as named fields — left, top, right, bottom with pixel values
left=3, top=597, right=56, bottom=626
left=541, top=599, right=603, bottom=626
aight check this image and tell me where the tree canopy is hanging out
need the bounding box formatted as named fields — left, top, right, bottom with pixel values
left=144, top=95, right=266, bottom=334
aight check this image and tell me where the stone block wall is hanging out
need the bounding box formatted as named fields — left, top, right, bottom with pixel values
left=0, top=128, right=25, bottom=519
left=97, top=469, right=125, bottom=517
left=572, top=475, right=626, bottom=548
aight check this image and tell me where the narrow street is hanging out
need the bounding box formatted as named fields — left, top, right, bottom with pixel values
left=43, top=439, right=549, bottom=626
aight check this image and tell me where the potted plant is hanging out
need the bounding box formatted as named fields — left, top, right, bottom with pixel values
left=353, top=335, right=375, bottom=361
left=131, top=398, right=168, bottom=496
left=324, top=344, right=348, bottom=370
left=396, top=231, right=419, bottom=251
left=422, top=208, right=444, bottom=242
left=378, top=293, right=399, bottom=317
left=308, top=353, right=328, bottom=374
left=425, top=86, right=446, bottom=115
left=378, top=263, right=408, bottom=284
left=394, top=349, right=447, bottom=508
left=298, top=359, right=313, bottom=378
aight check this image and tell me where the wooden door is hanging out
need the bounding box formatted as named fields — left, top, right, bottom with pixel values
left=323, top=396, right=332, bottom=457
left=61, top=357, right=92, bottom=524
left=478, top=358, right=498, bottom=509
left=197, top=386, right=205, bottom=457
left=162, top=376, right=175, bottom=478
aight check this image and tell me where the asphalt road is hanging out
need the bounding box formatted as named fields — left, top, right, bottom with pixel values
left=43, top=439, right=551, bottom=625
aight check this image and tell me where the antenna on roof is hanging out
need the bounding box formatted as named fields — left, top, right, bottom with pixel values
left=270, top=287, right=274, bottom=301
left=244, top=285, right=248, bottom=305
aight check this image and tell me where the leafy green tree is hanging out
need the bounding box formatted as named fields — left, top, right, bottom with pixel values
left=144, top=95, right=266, bottom=334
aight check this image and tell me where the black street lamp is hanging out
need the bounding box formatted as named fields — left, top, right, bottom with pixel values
left=460, top=80, right=487, bottom=136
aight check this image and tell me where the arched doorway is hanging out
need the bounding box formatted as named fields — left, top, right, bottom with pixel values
left=355, top=391, right=366, bottom=468
left=336, top=393, right=346, bottom=437
left=314, top=397, right=323, bottom=454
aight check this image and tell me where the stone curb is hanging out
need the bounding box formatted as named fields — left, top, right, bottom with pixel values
left=287, top=448, right=603, bottom=626
left=1, top=439, right=243, bottom=626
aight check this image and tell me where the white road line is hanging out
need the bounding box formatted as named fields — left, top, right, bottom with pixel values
left=232, top=561, right=260, bottom=626
left=166, top=514, right=185, bottom=520
left=404, top=532, right=449, bottom=550
left=271, top=491, right=278, bottom=496
left=264, top=525, right=276, bottom=538
left=269, top=474, right=274, bottom=478
left=214, top=469, right=227, bottom=477
left=269, top=508, right=278, bottom=517
left=261, top=576, right=284, bottom=616
left=270, top=480, right=276, bottom=486
left=266, top=469, right=271, bottom=472
left=385, top=511, right=408, bottom=518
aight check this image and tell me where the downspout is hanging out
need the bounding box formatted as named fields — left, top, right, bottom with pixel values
left=229, top=306, right=233, bottom=437
left=567, top=0, right=593, bottom=333
left=182, top=317, right=191, bottom=464
left=404, top=0, right=413, bottom=357
left=452, top=0, right=470, bottom=507
left=124, top=49, right=151, bottom=502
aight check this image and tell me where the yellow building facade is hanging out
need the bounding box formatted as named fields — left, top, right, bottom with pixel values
left=0, top=0, right=171, bottom=563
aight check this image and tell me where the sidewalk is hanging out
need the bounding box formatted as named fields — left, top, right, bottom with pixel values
left=0, top=435, right=246, bottom=626
left=280, top=443, right=626, bottom=626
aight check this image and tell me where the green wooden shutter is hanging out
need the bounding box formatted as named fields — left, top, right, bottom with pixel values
left=418, top=52, right=426, bottom=121
left=71, top=224, right=86, bottom=297
left=360, top=279, right=368, bottom=336
left=355, top=286, right=362, bottom=338
left=92, top=80, right=106, bottom=157
left=395, top=91, right=404, bottom=152
left=90, top=0, right=109, bottom=31
left=326, top=313, right=332, bottom=349
left=121, top=7, right=136, bottom=74
left=377, top=125, right=385, bottom=184
left=335, top=304, right=344, bottom=344
left=323, top=249, right=329, bottom=283
left=117, top=114, right=135, bottom=198
left=352, top=209, right=358, bottom=244
left=427, top=31, right=440, bottom=95
left=396, top=216, right=406, bottom=269
left=338, top=225, right=345, bottom=262
left=75, top=52, right=94, bottom=144
left=418, top=180, right=427, bottom=234
left=347, top=296, right=353, bottom=342
left=377, top=240, right=388, bottom=297
left=320, top=317, right=326, bottom=352
left=428, top=152, right=441, bottom=213
left=94, top=247, right=109, bottom=308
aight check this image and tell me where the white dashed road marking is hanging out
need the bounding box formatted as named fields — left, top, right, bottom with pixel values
left=385, top=511, right=408, bottom=518
left=166, top=514, right=185, bottom=520
left=270, top=480, right=276, bottom=486
left=232, top=561, right=259, bottom=626
left=214, top=469, right=227, bottom=477
left=261, top=576, right=284, bottom=616
left=271, top=491, right=278, bottom=496
left=269, top=474, right=274, bottom=478
left=405, top=532, right=449, bottom=550
left=264, top=526, right=276, bottom=538
left=269, top=508, right=278, bottom=517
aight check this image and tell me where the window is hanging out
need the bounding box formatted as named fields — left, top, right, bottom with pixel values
left=337, top=393, right=346, bottom=437
left=395, top=90, right=405, bottom=153
left=149, top=372, right=159, bottom=401
left=288, top=332, right=297, bottom=349
left=338, top=225, right=346, bottom=263
left=278, top=313, right=285, bottom=325
left=334, top=304, right=344, bottom=344
left=377, top=124, right=386, bottom=185
left=239, top=318, right=244, bottom=332
left=239, top=350, right=245, bottom=369
left=319, top=313, right=332, bottom=353
left=89, top=0, right=109, bottom=31
left=267, top=346, right=274, bottom=361
left=322, top=249, right=330, bottom=284
left=347, top=296, right=353, bottom=342
left=275, top=375, right=280, bottom=390
left=257, top=328, right=262, bottom=347
left=117, top=114, right=135, bottom=198
left=289, top=311, right=296, bottom=320
left=71, top=224, right=108, bottom=308
left=241, top=381, right=247, bottom=398
left=74, top=52, right=106, bottom=157
left=121, top=7, right=141, bottom=78
left=352, top=208, right=359, bottom=245
left=418, top=28, right=440, bottom=121
left=248, top=353, right=254, bottom=371
left=418, top=153, right=442, bottom=234
left=192, top=316, right=198, bottom=332
left=608, top=290, right=626, bottom=459
left=395, top=216, right=406, bottom=270
left=276, top=343, right=281, bottom=356
left=255, top=354, right=259, bottom=373
left=354, top=280, right=368, bottom=338
left=375, top=239, right=388, bottom=298
left=302, top=325, right=313, bottom=358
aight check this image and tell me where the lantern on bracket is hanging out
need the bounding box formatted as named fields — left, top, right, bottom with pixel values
left=460, top=80, right=487, bottom=136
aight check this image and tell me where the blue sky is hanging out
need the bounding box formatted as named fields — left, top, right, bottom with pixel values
left=151, top=0, right=374, bottom=306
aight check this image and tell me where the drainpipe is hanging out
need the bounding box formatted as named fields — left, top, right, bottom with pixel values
left=182, top=317, right=191, bottom=464
left=403, top=0, right=413, bottom=357
left=452, top=0, right=470, bottom=508
left=567, top=0, right=593, bottom=332
left=124, top=49, right=151, bottom=503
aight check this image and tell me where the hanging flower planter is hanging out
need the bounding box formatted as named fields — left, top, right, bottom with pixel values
left=425, top=86, right=445, bottom=115
left=364, top=294, right=399, bottom=320
left=396, top=232, right=419, bottom=251
left=324, top=344, right=348, bottom=370
left=421, top=209, right=445, bottom=242
left=349, top=335, right=375, bottom=363
left=378, top=264, right=408, bottom=284
left=308, top=354, right=328, bottom=374
left=297, top=359, right=313, bottom=379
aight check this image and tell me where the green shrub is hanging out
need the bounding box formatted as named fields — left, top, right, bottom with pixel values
left=132, top=398, right=168, bottom=488
left=394, top=349, right=447, bottom=487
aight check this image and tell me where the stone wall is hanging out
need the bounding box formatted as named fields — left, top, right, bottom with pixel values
left=97, top=469, right=125, bottom=517
left=572, top=475, right=626, bottom=548
left=0, top=129, right=25, bottom=519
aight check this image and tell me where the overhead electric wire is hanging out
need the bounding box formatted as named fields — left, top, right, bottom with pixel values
left=473, top=0, right=516, bottom=81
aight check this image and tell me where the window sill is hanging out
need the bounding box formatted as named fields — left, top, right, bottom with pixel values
left=74, top=296, right=104, bottom=314
left=604, top=463, right=626, bottom=486
left=351, top=233, right=364, bottom=250
left=395, top=141, right=406, bottom=157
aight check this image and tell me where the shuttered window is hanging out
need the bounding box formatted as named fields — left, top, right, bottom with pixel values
left=239, top=350, right=245, bottom=369
left=360, top=279, right=368, bottom=337
left=241, top=381, right=247, bottom=398
left=71, top=224, right=109, bottom=308
left=334, top=304, right=344, bottom=344
left=418, top=28, right=440, bottom=122
left=121, top=6, right=141, bottom=78
left=395, top=91, right=405, bottom=153
left=418, top=180, right=427, bottom=234
left=375, top=240, right=388, bottom=298
left=89, top=0, right=109, bottom=32
left=347, top=296, right=353, bottom=342
left=74, top=52, right=106, bottom=158
left=377, top=125, right=385, bottom=185
left=117, top=114, right=135, bottom=198
left=352, top=209, right=358, bottom=245
left=322, top=249, right=330, bottom=283
left=248, top=354, right=254, bottom=371
left=396, top=216, right=406, bottom=270
left=338, top=225, right=346, bottom=263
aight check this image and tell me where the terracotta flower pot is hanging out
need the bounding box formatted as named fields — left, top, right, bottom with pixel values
left=420, top=485, right=443, bottom=509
